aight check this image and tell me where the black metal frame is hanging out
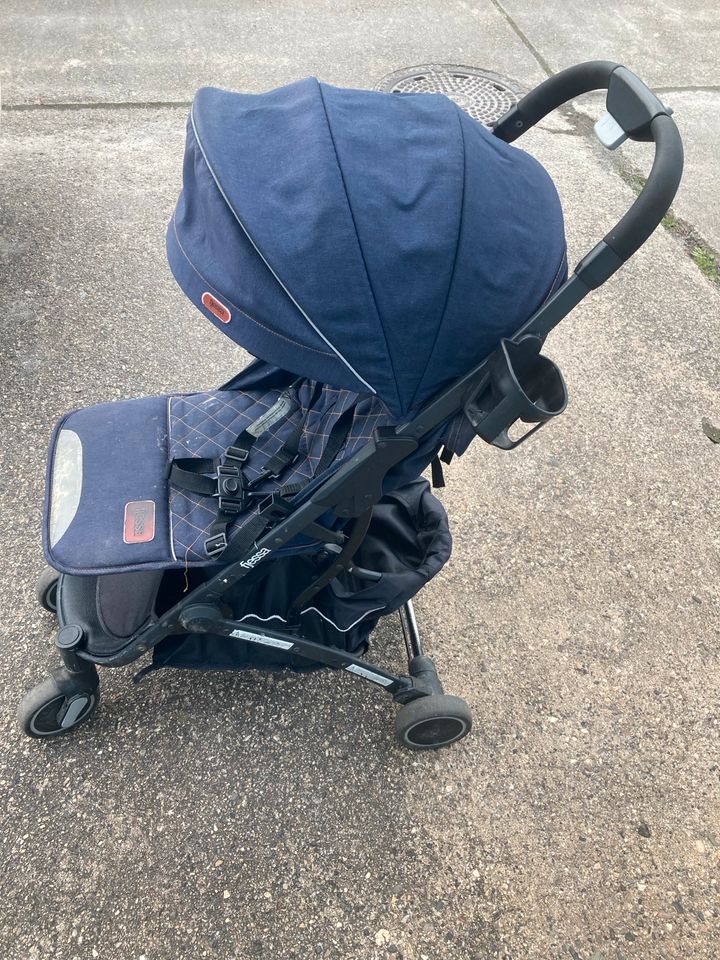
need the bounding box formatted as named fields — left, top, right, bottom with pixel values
left=56, top=60, right=683, bottom=705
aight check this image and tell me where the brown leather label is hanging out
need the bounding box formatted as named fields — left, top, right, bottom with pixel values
left=201, top=291, right=232, bottom=324
left=123, top=500, right=156, bottom=544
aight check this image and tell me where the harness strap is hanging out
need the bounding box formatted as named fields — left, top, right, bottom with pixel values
left=201, top=386, right=308, bottom=556
left=314, top=407, right=357, bottom=476
left=206, top=513, right=269, bottom=564
left=246, top=415, right=306, bottom=489
left=169, top=384, right=361, bottom=560
left=224, top=380, right=303, bottom=468
left=430, top=455, right=446, bottom=489
left=206, top=406, right=356, bottom=559
left=168, top=460, right=219, bottom=497
left=210, top=483, right=307, bottom=561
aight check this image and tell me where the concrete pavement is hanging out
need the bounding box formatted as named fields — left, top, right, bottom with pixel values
left=0, top=1, right=547, bottom=102
left=1, top=2, right=719, bottom=958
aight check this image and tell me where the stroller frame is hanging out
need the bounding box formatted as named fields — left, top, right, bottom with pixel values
left=21, top=62, right=683, bottom=747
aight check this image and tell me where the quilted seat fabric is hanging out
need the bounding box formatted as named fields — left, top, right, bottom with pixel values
left=43, top=380, right=394, bottom=574
left=167, top=381, right=393, bottom=562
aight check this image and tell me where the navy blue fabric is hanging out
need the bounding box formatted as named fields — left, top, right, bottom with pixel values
left=168, top=79, right=567, bottom=418
left=150, top=478, right=452, bottom=672
left=43, top=379, right=394, bottom=574
left=222, top=362, right=479, bottom=512
left=42, top=361, right=497, bottom=576
left=167, top=119, right=351, bottom=390
left=168, top=382, right=393, bottom=562
left=43, top=397, right=171, bottom=574
left=410, top=109, right=568, bottom=405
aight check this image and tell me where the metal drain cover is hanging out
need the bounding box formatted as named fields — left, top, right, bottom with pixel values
left=376, top=64, right=524, bottom=127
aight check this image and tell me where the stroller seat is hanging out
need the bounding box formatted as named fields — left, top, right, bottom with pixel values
left=44, top=356, right=460, bottom=664
left=45, top=371, right=396, bottom=575
left=54, top=475, right=452, bottom=665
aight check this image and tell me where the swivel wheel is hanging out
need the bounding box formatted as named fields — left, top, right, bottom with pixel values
left=36, top=566, right=60, bottom=614
left=395, top=693, right=472, bottom=750
left=17, top=666, right=100, bottom=738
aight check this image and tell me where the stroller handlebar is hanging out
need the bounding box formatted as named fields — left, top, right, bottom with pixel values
left=493, top=61, right=683, bottom=274
left=398, top=65, right=683, bottom=452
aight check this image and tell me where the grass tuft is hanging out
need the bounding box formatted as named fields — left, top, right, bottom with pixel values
left=691, top=246, right=720, bottom=283
left=620, top=170, right=646, bottom=195
left=616, top=165, right=719, bottom=285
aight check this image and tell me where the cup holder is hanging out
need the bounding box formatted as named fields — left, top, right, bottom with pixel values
left=464, top=335, right=568, bottom=450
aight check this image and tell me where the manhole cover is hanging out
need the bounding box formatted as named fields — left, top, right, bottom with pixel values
left=375, top=64, right=525, bottom=127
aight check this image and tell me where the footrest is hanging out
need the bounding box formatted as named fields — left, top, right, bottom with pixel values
left=44, top=396, right=172, bottom=574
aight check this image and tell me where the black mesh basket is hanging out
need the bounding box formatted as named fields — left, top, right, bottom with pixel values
left=150, top=478, right=452, bottom=673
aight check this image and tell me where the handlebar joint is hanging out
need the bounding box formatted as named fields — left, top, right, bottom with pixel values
left=606, top=66, right=672, bottom=142
left=492, top=104, right=528, bottom=143
left=575, top=242, right=624, bottom=288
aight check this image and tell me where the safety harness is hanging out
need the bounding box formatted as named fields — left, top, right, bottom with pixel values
left=168, top=380, right=358, bottom=560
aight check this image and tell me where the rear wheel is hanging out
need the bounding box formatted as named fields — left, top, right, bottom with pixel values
left=36, top=567, right=60, bottom=614
left=17, top=673, right=99, bottom=738
left=395, top=693, right=472, bottom=750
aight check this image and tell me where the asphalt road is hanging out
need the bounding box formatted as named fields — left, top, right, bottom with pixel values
left=1, top=2, right=719, bottom=958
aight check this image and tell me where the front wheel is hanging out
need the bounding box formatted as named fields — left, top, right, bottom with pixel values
left=36, top=566, right=60, bottom=614
left=17, top=671, right=100, bottom=738
left=395, top=693, right=472, bottom=751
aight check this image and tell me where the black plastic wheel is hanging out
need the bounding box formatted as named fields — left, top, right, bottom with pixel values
left=395, top=693, right=472, bottom=751
left=17, top=674, right=99, bottom=738
left=36, top=566, right=60, bottom=614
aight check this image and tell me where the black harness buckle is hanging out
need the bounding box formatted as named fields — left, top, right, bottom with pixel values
left=216, top=464, right=245, bottom=513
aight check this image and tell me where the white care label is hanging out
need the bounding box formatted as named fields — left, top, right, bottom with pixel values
left=345, top=663, right=394, bottom=686
left=230, top=628, right=294, bottom=650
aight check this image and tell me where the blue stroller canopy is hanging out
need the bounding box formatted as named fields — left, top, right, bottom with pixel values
left=167, top=78, right=567, bottom=418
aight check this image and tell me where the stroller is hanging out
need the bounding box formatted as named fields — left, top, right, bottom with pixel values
left=18, top=61, right=682, bottom=748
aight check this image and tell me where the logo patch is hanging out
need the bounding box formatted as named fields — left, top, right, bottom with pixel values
left=201, top=291, right=231, bottom=324
left=123, top=500, right=156, bottom=544
left=240, top=547, right=271, bottom=570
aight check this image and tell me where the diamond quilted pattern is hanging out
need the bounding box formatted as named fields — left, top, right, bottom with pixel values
left=168, top=381, right=393, bottom=562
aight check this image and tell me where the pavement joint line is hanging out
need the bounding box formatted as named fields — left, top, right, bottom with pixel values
left=654, top=84, right=720, bottom=94
left=3, top=87, right=716, bottom=115
left=481, top=0, right=553, bottom=78
left=3, top=64, right=715, bottom=288
left=617, top=167, right=720, bottom=286
left=4, top=86, right=713, bottom=118
left=1, top=99, right=192, bottom=112
left=556, top=101, right=720, bottom=288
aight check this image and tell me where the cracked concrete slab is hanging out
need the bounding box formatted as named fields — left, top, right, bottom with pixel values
left=670, top=91, right=720, bottom=251
left=2, top=3, right=720, bottom=958
left=630, top=90, right=720, bottom=253
left=568, top=88, right=720, bottom=256
left=2, top=92, right=719, bottom=959
left=496, top=0, right=720, bottom=87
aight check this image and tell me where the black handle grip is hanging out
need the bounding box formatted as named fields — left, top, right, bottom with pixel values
left=602, top=113, right=683, bottom=262
left=493, top=60, right=618, bottom=140
left=493, top=61, right=683, bottom=275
